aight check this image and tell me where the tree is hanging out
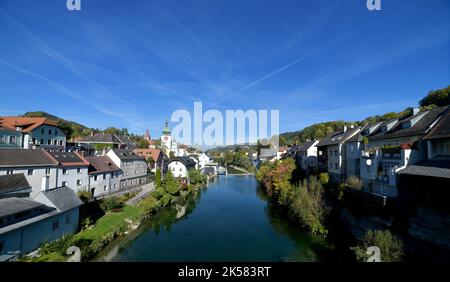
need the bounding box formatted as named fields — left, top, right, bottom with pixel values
left=419, top=85, right=450, bottom=107
left=289, top=178, right=328, bottom=237
left=155, top=169, right=161, bottom=188
left=188, top=169, right=207, bottom=185
left=351, top=230, right=404, bottom=262
left=155, top=171, right=180, bottom=207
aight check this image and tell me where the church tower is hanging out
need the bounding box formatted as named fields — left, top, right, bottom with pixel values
left=160, top=119, right=172, bottom=153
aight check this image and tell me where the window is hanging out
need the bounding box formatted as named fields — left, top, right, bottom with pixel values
left=62, top=181, right=67, bottom=187
left=41, top=128, right=44, bottom=134
left=6, top=170, right=13, bottom=175
left=77, top=179, right=81, bottom=186
left=111, top=173, right=114, bottom=178
left=66, top=215, right=71, bottom=225
left=103, top=174, right=106, bottom=180
left=45, top=168, right=51, bottom=174
left=63, top=168, right=68, bottom=174
left=335, top=163, right=339, bottom=170
left=0, top=135, right=4, bottom=143
left=10, top=136, right=16, bottom=144
left=59, top=140, right=63, bottom=146
left=52, top=219, right=59, bottom=230
left=27, top=169, right=33, bottom=176
left=47, top=140, right=51, bottom=145
left=0, top=241, right=3, bottom=253
left=104, top=185, right=107, bottom=191
left=335, top=150, right=338, bottom=156
left=48, top=129, right=52, bottom=135
left=40, top=139, right=44, bottom=144
left=53, top=140, right=57, bottom=145
left=94, top=175, right=98, bottom=181
left=77, top=168, right=81, bottom=174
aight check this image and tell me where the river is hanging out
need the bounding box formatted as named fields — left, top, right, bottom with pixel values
left=97, top=175, right=340, bottom=262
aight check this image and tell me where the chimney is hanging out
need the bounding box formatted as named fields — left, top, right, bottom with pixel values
left=41, top=176, right=49, bottom=191
left=343, top=125, right=348, bottom=132
left=413, top=107, right=420, bottom=116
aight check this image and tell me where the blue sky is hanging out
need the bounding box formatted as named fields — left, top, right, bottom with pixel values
left=0, top=0, right=449, bottom=138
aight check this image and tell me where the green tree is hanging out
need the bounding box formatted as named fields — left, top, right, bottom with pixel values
left=289, top=178, right=328, bottom=237
left=351, top=230, right=404, bottom=262
left=419, top=85, right=450, bottom=107
left=155, top=169, right=162, bottom=188
left=188, top=169, right=207, bottom=185
left=155, top=171, right=180, bottom=207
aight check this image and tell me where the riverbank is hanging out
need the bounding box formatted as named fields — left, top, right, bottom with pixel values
left=17, top=179, right=206, bottom=262
left=109, top=176, right=333, bottom=262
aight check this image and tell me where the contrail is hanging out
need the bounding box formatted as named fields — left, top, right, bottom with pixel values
left=207, top=34, right=349, bottom=109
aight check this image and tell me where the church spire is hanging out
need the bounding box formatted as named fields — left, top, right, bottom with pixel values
left=162, top=119, right=171, bottom=135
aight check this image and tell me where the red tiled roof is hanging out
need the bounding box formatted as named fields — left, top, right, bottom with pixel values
left=133, top=148, right=162, bottom=162
left=0, top=117, right=59, bottom=133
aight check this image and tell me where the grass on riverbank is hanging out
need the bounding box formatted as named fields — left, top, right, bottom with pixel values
left=18, top=180, right=204, bottom=262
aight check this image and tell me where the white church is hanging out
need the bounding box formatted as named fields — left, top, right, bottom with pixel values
left=160, top=119, right=187, bottom=157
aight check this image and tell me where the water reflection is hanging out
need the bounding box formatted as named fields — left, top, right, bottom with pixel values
left=97, top=176, right=334, bottom=262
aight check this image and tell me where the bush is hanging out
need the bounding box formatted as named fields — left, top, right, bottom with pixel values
left=318, top=173, right=329, bottom=186
left=351, top=230, right=404, bottom=262
left=188, top=169, right=207, bottom=185
left=289, top=178, right=328, bottom=237
left=155, top=168, right=162, bottom=188
left=77, top=190, right=91, bottom=203
left=100, top=197, right=123, bottom=212
left=346, top=175, right=363, bottom=190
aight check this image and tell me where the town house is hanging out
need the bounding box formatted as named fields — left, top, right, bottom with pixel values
left=84, top=156, right=122, bottom=197
left=0, top=117, right=66, bottom=150
left=106, top=149, right=148, bottom=189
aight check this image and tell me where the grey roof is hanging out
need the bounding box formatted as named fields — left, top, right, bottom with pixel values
left=423, top=108, right=450, bottom=140
left=38, top=187, right=83, bottom=212
left=169, top=157, right=197, bottom=168
left=85, top=156, right=121, bottom=174
left=0, top=174, right=31, bottom=194
left=369, top=107, right=448, bottom=141
left=77, top=133, right=136, bottom=148
left=0, top=198, right=45, bottom=218
left=316, top=127, right=360, bottom=147
left=297, top=140, right=318, bottom=151
left=398, top=157, right=450, bottom=179
left=109, top=149, right=145, bottom=161
left=48, top=151, right=88, bottom=165
left=0, top=149, right=57, bottom=167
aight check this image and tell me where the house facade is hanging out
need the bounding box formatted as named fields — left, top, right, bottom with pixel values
left=168, top=157, right=197, bottom=182
left=359, top=107, right=448, bottom=198
left=48, top=151, right=90, bottom=193
left=106, top=149, right=148, bottom=189
left=297, top=140, right=319, bottom=171
left=397, top=107, right=450, bottom=212
left=316, top=126, right=361, bottom=182
left=0, top=126, right=22, bottom=149
left=85, top=156, right=122, bottom=197
left=0, top=186, right=81, bottom=261
left=0, top=149, right=59, bottom=197
left=0, top=117, right=66, bottom=150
